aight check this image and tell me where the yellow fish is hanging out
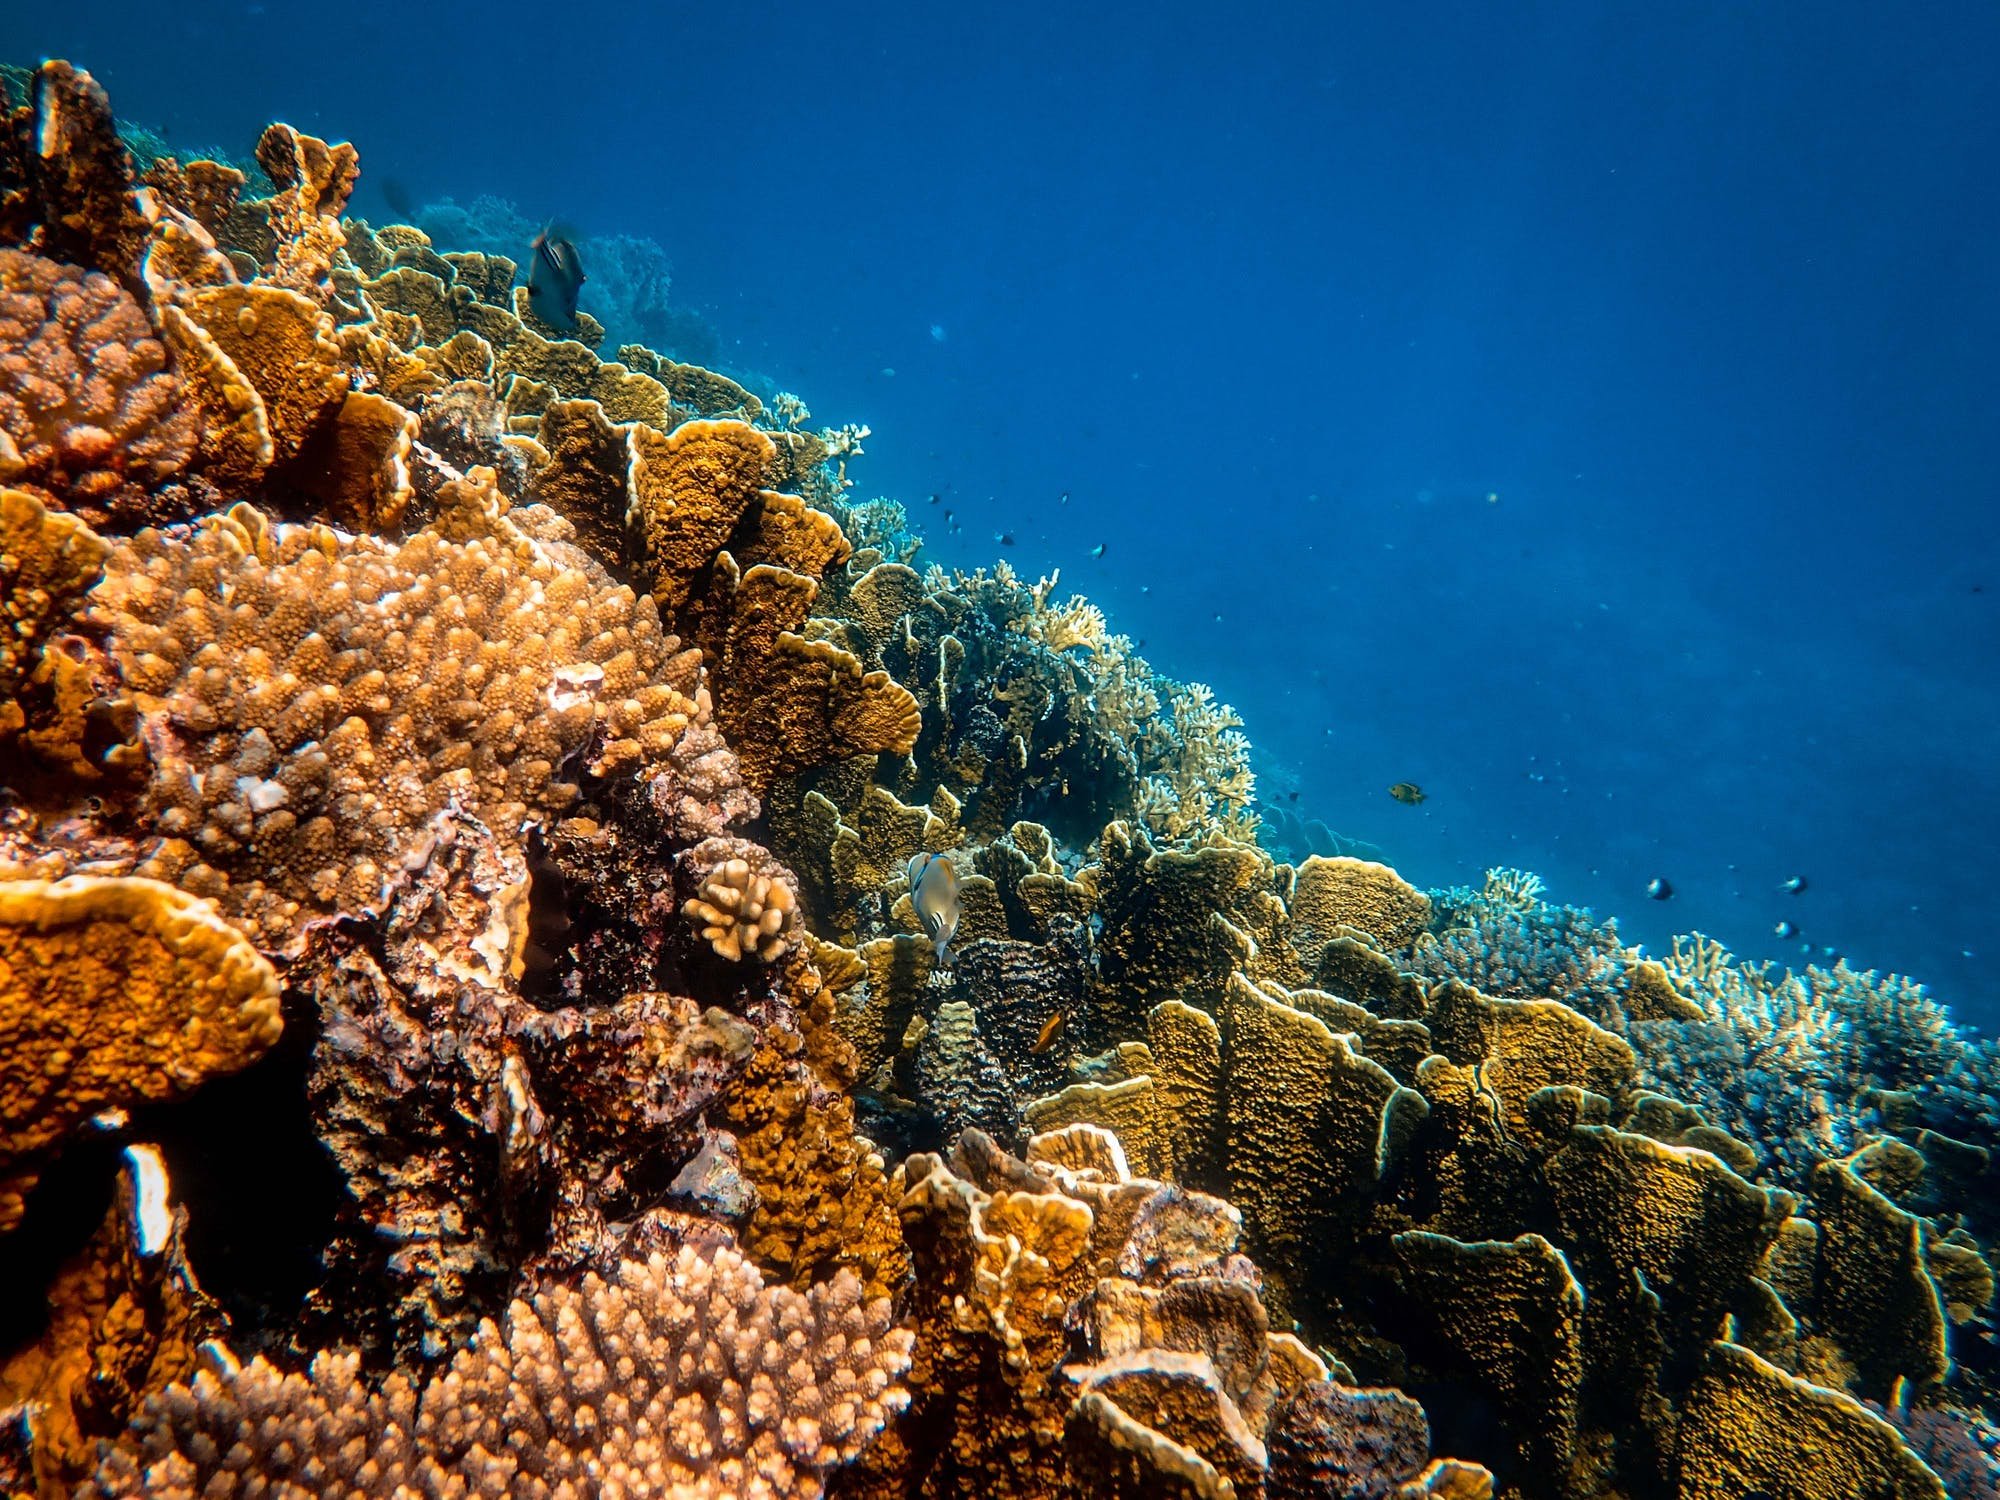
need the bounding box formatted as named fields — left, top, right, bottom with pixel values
left=1029, top=1011, right=1066, bottom=1054
left=907, top=851, right=961, bottom=964
left=1388, top=782, right=1427, bottom=806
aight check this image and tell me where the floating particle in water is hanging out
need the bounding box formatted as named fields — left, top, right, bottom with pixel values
left=1780, top=875, right=1808, bottom=894
left=1089, top=543, right=1105, bottom=558
left=930, top=323, right=946, bottom=342
left=1647, top=877, right=1673, bottom=900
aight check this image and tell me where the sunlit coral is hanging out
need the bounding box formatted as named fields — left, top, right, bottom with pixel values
left=0, top=249, right=196, bottom=522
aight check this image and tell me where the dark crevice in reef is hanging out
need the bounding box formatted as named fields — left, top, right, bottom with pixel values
left=134, top=996, right=347, bottom=1355
left=0, top=1000, right=343, bottom=1365
left=0, top=1135, right=124, bottom=1355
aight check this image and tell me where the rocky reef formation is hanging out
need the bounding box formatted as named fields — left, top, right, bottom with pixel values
left=1, top=56, right=1994, bottom=1500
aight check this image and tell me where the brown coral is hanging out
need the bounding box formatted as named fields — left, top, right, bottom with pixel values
left=0, top=249, right=196, bottom=524
left=85, top=487, right=723, bottom=949
left=685, top=849, right=797, bottom=961
left=0, top=875, right=279, bottom=1232
left=84, top=1242, right=914, bottom=1500
left=12, top=63, right=155, bottom=285
left=0, top=1144, right=211, bottom=1494
left=0, top=487, right=108, bottom=726
left=252, top=122, right=358, bottom=297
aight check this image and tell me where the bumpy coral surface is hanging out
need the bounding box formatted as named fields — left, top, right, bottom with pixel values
left=0, top=249, right=196, bottom=521
left=0, top=874, right=278, bottom=1231
left=685, top=848, right=798, bottom=961
left=1, top=55, right=1991, bottom=1500
left=86, top=1242, right=913, bottom=1500
left=86, top=489, right=719, bottom=947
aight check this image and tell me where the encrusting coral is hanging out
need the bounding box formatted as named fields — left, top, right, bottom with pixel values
left=84, top=1240, right=914, bottom=1500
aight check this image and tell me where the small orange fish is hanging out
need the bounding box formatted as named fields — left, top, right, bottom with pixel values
left=1029, top=1011, right=1066, bottom=1054
left=1388, top=782, right=1427, bottom=805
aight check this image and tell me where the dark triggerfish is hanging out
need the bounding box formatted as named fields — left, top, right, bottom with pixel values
left=907, top=851, right=961, bottom=964
left=528, top=224, right=586, bottom=329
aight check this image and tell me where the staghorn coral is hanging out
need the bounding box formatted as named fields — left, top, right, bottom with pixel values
left=684, top=846, right=798, bottom=962
left=85, top=1241, right=913, bottom=1500
left=836, top=558, right=1250, bottom=848
left=0, top=57, right=1989, bottom=1500
left=0, top=249, right=197, bottom=524
left=0, top=874, right=279, bottom=1233
left=78, top=484, right=723, bottom=949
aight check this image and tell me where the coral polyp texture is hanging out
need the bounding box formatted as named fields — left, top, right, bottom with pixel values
left=85, top=1242, right=913, bottom=1500
left=0, top=249, right=197, bottom=522
left=0, top=873, right=278, bottom=1232
left=0, top=53, right=1991, bottom=1500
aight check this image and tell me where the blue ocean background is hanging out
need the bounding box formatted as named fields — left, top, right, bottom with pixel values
left=8, top=0, right=1995, bottom=1019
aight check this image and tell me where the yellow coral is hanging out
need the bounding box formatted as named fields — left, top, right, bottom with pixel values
left=685, top=855, right=796, bottom=962
left=0, top=875, right=280, bottom=1231
left=0, top=487, right=108, bottom=719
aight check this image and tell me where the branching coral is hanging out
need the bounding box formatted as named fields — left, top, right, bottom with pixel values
left=85, top=1242, right=913, bottom=1500
left=685, top=847, right=798, bottom=962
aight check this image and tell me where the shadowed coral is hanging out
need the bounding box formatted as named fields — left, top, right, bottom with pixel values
left=864, top=1125, right=1491, bottom=1499
left=164, top=282, right=345, bottom=466
left=0, top=875, right=279, bottom=1232
left=685, top=846, right=798, bottom=961
left=0, top=487, right=109, bottom=730
left=284, top=390, right=418, bottom=531
left=11, top=64, right=155, bottom=285
left=0, top=1144, right=211, bottom=1494
left=1808, top=1147, right=1951, bottom=1398
left=1676, top=1339, right=1947, bottom=1499
left=0, top=249, right=197, bottom=523
left=1389, top=1231, right=1586, bottom=1479
left=84, top=1242, right=913, bottom=1500
left=719, top=980, right=909, bottom=1301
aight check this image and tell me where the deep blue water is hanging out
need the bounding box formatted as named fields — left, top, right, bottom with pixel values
left=9, top=0, right=1996, bottom=1021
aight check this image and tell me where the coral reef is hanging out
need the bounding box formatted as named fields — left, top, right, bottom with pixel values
left=685, top=845, right=798, bottom=962
left=0, top=54, right=1991, bottom=1500
left=0, top=874, right=279, bottom=1232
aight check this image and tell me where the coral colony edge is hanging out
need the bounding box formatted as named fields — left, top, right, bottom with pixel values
left=0, top=57, right=1994, bottom=1500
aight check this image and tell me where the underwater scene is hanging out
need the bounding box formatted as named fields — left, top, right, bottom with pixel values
left=0, top=2, right=1995, bottom=1497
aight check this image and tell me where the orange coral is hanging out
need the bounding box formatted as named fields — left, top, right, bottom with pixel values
left=0, top=875, right=280, bottom=1232
left=0, top=249, right=197, bottom=523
